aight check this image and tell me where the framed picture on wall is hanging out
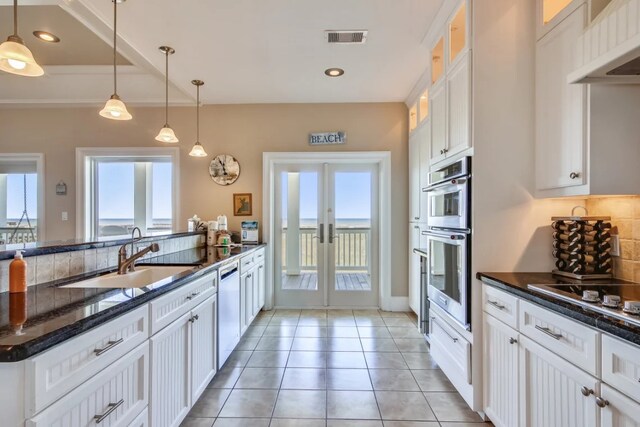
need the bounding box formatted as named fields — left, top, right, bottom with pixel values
left=233, top=193, right=252, bottom=216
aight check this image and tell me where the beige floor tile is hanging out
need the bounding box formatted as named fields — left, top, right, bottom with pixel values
left=252, top=317, right=272, bottom=326
left=244, top=325, right=267, bottom=337
left=235, top=367, right=285, bottom=389
left=256, top=336, right=294, bottom=351
left=219, top=389, right=278, bottom=418
left=213, top=419, right=270, bottom=427
left=369, top=369, right=420, bottom=391
left=383, top=422, right=439, bottom=426
left=328, top=326, right=360, bottom=338
left=375, top=391, right=436, bottom=421
left=224, top=351, right=253, bottom=368
left=327, top=309, right=354, bottom=317
left=296, top=326, right=328, bottom=338
left=298, top=317, right=328, bottom=326
left=327, top=338, right=363, bottom=352
left=274, top=389, right=327, bottom=419
left=236, top=337, right=260, bottom=351
left=355, top=317, right=387, bottom=327
left=382, top=318, right=417, bottom=328
left=188, top=388, right=232, bottom=417
left=358, top=327, right=392, bottom=339
left=292, top=337, right=328, bottom=351
left=246, top=351, right=290, bottom=368
left=401, top=353, right=438, bottom=370
left=326, top=368, right=372, bottom=390
left=327, top=421, right=382, bottom=427
left=379, top=311, right=409, bottom=318
left=274, top=309, right=302, bottom=317
left=263, top=325, right=298, bottom=337
left=287, top=351, right=327, bottom=368
left=439, top=423, right=493, bottom=427
left=364, top=352, right=409, bottom=369
left=388, top=327, right=423, bottom=339
left=353, top=310, right=382, bottom=316
left=424, top=392, right=484, bottom=422
left=300, top=309, right=328, bottom=318
left=393, top=339, right=429, bottom=353
left=327, top=390, right=380, bottom=420
left=270, top=419, right=326, bottom=427
left=326, top=351, right=367, bottom=368
left=180, top=418, right=215, bottom=427
left=412, top=370, right=456, bottom=392
left=281, top=368, right=326, bottom=389
left=207, top=367, right=243, bottom=389
left=269, top=317, right=300, bottom=326
left=328, top=318, right=357, bottom=327
left=360, top=339, right=399, bottom=353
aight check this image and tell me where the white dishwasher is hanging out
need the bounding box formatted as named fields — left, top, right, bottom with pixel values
left=218, top=261, right=241, bottom=368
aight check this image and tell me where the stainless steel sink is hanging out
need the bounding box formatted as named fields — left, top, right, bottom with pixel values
left=61, top=266, right=191, bottom=289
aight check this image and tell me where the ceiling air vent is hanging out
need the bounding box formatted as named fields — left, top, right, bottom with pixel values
left=325, top=30, right=368, bottom=44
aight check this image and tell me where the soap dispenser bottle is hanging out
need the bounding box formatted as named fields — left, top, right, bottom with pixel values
left=9, top=250, right=27, bottom=293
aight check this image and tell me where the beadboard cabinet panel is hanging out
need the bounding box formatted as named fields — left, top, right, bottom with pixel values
left=191, top=295, right=217, bottom=403
left=602, top=334, right=640, bottom=403
left=446, top=52, right=471, bottom=158
left=600, top=384, right=640, bottom=427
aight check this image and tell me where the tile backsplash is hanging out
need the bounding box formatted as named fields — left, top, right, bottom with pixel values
left=0, top=234, right=205, bottom=292
left=585, top=196, right=640, bottom=282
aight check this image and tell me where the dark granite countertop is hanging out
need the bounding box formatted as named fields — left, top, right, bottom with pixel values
left=0, top=244, right=265, bottom=362
left=477, top=272, right=640, bottom=346
left=0, top=231, right=206, bottom=261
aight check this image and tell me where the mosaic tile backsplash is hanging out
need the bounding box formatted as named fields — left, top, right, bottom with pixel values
left=585, top=196, right=640, bottom=282
left=0, top=234, right=205, bottom=292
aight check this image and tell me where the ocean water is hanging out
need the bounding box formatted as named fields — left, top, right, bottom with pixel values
left=285, top=218, right=371, bottom=229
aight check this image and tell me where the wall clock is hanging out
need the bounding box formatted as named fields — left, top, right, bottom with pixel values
left=209, top=154, right=240, bottom=186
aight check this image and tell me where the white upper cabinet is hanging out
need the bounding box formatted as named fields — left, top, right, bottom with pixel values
left=409, top=102, right=418, bottom=134
left=535, top=3, right=587, bottom=193
left=409, top=120, right=431, bottom=223
left=429, top=80, right=447, bottom=164
left=446, top=51, right=471, bottom=158
left=536, top=0, right=584, bottom=40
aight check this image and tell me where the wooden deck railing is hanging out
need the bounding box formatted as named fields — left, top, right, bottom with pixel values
left=282, top=226, right=370, bottom=272
left=0, top=227, right=37, bottom=244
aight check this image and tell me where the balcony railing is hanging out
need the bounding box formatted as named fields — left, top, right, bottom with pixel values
left=0, top=227, right=37, bottom=244
left=282, top=226, right=370, bottom=272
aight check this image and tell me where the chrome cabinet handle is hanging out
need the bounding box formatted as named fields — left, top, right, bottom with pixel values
left=487, top=300, right=505, bottom=310
left=94, top=399, right=124, bottom=423
left=440, top=149, right=444, bottom=155
left=186, top=291, right=201, bottom=300
left=570, top=172, right=581, bottom=179
left=94, top=338, right=124, bottom=356
left=535, top=325, right=562, bottom=340
left=509, top=337, right=517, bottom=345
left=414, top=217, right=420, bottom=220
left=189, top=314, right=200, bottom=323
left=581, top=386, right=594, bottom=397
left=443, top=148, right=449, bottom=154
left=595, top=397, right=609, bottom=408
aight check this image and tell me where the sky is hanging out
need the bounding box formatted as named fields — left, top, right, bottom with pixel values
left=6, top=174, right=37, bottom=219
left=282, top=171, right=372, bottom=220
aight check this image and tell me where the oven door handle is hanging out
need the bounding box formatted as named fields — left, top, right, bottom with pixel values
left=423, top=230, right=467, bottom=240
left=424, top=178, right=468, bottom=192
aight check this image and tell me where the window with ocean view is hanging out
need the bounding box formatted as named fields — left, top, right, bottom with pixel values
left=0, top=173, right=38, bottom=244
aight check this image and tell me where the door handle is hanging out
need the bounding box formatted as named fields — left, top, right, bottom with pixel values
left=329, top=224, right=339, bottom=244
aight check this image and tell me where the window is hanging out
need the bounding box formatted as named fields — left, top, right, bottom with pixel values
left=77, top=148, right=178, bottom=239
left=0, top=154, right=43, bottom=244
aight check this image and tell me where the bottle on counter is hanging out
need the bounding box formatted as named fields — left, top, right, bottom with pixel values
left=9, top=250, right=27, bottom=293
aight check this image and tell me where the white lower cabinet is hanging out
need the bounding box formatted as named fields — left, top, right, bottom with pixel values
left=128, top=407, right=149, bottom=427
left=191, top=295, right=217, bottom=403
left=600, top=384, right=640, bottom=427
left=257, top=262, right=266, bottom=309
left=241, top=268, right=254, bottom=334
left=519, top=335, right=599, bottom=427
left=150, top=312, right=191, bottom=427
left=483, top=313, right=519, bottom=427
left=27, top=342, right=149, bottom=427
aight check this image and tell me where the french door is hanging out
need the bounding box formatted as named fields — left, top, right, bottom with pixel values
left=274, top=163, right=379, bottom=308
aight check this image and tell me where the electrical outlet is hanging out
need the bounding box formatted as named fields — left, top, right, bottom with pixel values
left=61, top=211, right=68, bottom=221
left=611, top=235, right=620, bottom=257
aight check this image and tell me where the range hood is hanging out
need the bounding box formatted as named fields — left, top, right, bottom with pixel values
left=568, top=0, right=640, bottom=83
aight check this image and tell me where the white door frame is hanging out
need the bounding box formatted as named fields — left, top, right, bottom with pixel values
left=263, top=151, right=393, bottom=310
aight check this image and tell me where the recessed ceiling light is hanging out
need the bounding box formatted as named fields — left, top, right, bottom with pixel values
left=325, top=68, right=344, bottom=77
left=33, top=31, right=60, bottom=43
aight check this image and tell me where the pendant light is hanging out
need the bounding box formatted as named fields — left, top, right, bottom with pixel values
left=189, top=80, right=207, bottom=157
left=99, top=0, right=132, bottom=121
left=155, top=46, right=178, bottom=143
left=0, top=0, right=44, bottom=77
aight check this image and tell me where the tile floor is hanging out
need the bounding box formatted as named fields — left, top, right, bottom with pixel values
left=182, top=309, right=491, bottom=427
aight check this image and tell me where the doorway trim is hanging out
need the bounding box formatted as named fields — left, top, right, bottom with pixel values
left=263, top=151, right=393, bottom=310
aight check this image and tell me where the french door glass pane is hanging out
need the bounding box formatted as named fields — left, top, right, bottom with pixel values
left=151, top=162, right=173, bottom=233
left=280, top=171, right=319, bottom=291
left=3, top=173, right=38, bottom=243
left=333, top=172, right=372, bottom=291
left=98, top=162, right=134, bottom=236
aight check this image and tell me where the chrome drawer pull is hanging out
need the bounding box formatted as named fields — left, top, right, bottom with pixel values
left=581, top=386, right=594, bottom=397
left=535, top=325, right=562, bottom=340
left=509, top=337, right=517, bottom=345
left=189, top=314, right=200, bottom=323
left=186, top=291, right=201, bottom=300
left=487, top=300, right=506, bottom=310
left=94, top=338, right=124, bottom=356
left=94, top=399, right=124, bottom=423
left=595, top=397, right=609, bottom=408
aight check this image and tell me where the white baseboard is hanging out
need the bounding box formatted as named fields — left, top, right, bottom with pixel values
left=381, top=296, right=410, bottom=312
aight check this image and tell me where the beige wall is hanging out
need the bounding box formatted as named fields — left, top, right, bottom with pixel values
left=0, top=102, right=409, bottom=296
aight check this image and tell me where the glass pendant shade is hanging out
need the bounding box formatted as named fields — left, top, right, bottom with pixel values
left=155, top=125, right=178, bottom=143
left=99, top=95, right=133, bottom=120
left=189, top=142, right=207, bottom=157
left=0, top=0, right=44, bottom=79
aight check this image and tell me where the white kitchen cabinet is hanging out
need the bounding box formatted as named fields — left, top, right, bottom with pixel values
left=483, top=313, right=520, bottom=427
left=409, top=224, right=421, bottom=314
left=150, top=312, right=191, bottom=427
left=519, top=335, right=599, bottom=427
left=535, top=4, right=587, bottom=193
left=429, top=79, right=447, bottom=165
left=409, top=131, right=422, bottom=222
left=191, top=295, right=217, bottom=403
left=446, top=51, right=471, bottom=158
left=241, top=268, right=255, bottom=334
left=536, top=0, right=584, bottom=40
left=257, top=261, right=266, bottom=310
left=600, top=384, right=640, bottom=427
